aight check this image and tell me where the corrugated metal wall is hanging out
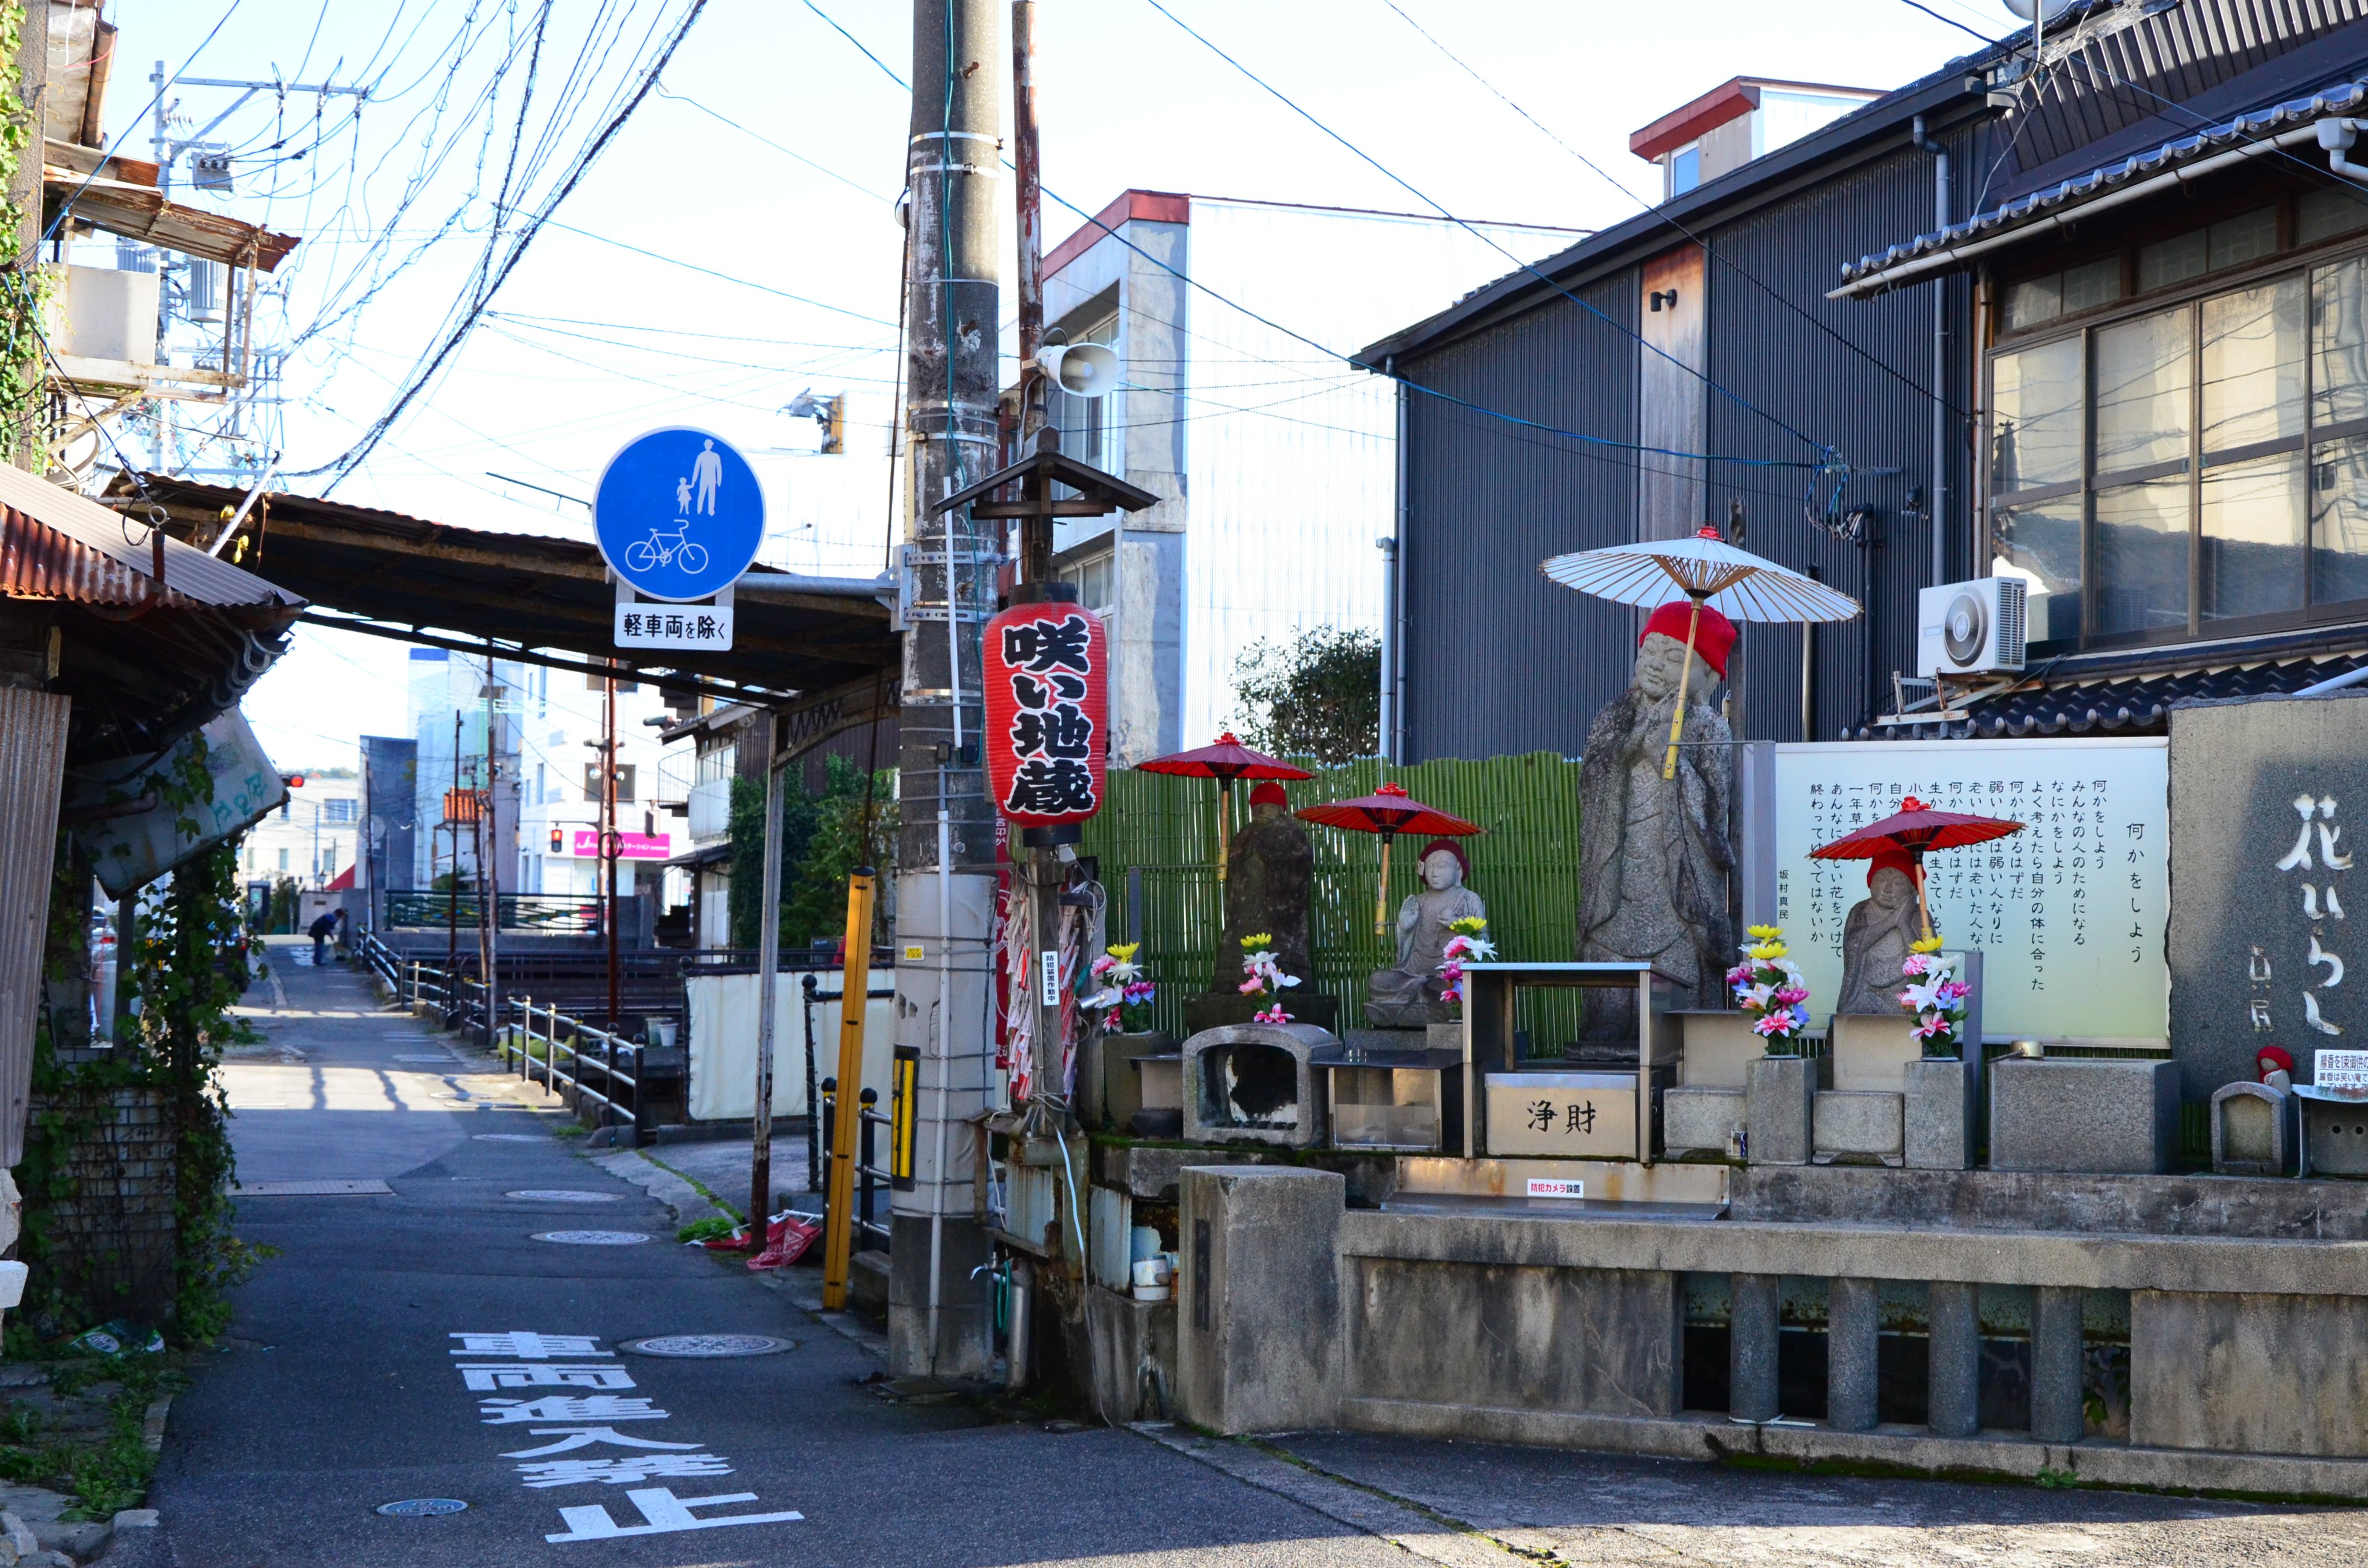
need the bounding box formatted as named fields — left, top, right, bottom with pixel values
left=0, top=688, right=71, bottom=1167
left=1704, top=134, right=1978, bottom=743
left=1398, top=269, right=1640, bottom=761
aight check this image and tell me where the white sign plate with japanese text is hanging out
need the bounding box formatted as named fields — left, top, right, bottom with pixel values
left=2316, top=1050, right=2368, bottom=1094
left=615, top=600, right=732, bottom=651
left=1764, top=739, right=2169, bottom=1043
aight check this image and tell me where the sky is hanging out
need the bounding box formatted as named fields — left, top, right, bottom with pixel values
left=95, top=0, right=2025, bottom=771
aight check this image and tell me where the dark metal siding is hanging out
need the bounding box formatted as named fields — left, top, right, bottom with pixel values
left=1398, top=270, right=1638, bottom=762
left=1704, top=134, right=1980, bottom=743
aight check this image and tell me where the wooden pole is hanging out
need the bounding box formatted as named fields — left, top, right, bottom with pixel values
left=1374, top=835, right=1393, bottom=937
left=1661, top=596, right=1705, bottom=781
left=822, top=869, right=878, bottom=1310
left=750, top=712, right=785, bottom=1240
left=1216, top=784, right=1229, bottom=884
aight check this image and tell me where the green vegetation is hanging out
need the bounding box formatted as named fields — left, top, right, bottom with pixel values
left=1229, top=626, right=1381, bottom=768
left=728, top=752, right=897, bottom=951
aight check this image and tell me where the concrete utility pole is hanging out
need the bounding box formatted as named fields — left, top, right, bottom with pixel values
left=889, top=0, right=1002, bottom=1380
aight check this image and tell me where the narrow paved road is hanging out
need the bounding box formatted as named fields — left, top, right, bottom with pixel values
left=145, top=943, right=2368, bottom=1567
left=152, top=946, right=1403, bottom=1567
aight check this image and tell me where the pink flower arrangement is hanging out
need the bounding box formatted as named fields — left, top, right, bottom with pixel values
left=1898, top=938, right=1969, bottom=1057
left=1733, top=926, right=1809, bottom=1055
left=1238, top=933, right=1300, bottom=1024
left=1090, top=944, right=1155, bottom=1029
left=1438, top=917, right=1494, bottom=1006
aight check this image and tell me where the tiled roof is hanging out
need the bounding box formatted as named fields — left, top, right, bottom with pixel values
left=1837, top=78, right=2368, bottom=293
left=1860, top=645, right=2368, bottom=741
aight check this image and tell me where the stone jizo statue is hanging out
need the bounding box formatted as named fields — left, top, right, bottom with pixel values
left=1211, top=781, right=1315, bottom=993
left=1367, top=839, right=1485, bottom=1026
left=1577, top=600, right=1737, bottom=1043
left=1836, top=853, right=1925, bottom=1015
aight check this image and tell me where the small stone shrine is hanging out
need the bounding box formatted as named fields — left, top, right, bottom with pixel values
left=1834, top=851, right=1923, bottom=1014
left=1575, top=601, right=1736, bottom=1041
left=1185, top=781, right=1337, bottom=1034
left=1365, top=840, right=1485, bottom=1026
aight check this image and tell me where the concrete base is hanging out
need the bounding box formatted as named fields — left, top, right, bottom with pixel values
left=1812, top=1090, right=1904, bottom=1165
left=1084, top=1283, right=1178, bottom=1424
left=1662, top=1086, right=1745, bottom=1157
left=1905, top=1055, right=1976, bottom=1170
left=1990, top=1057, right=2178, bottom=1174
left=1178, top=1166, right=1343, bottom=1434
left=2300, top=1097, right=2368, bottom=1177
left=1728, top=1163, right=2368, bottom=1238
left=1337, top=1399, right=2368, bottom=1499
left=849, top=1249, right=890, bottom=1327
left=1745, top=1055, right=1822, bottom=1165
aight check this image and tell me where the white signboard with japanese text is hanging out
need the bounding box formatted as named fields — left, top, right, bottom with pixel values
left=1758, top=739, right=2169, bottom=1044
left=2316, top=1050, right=2368, bottom=1095
left=614, top=599, right=732, bottom=651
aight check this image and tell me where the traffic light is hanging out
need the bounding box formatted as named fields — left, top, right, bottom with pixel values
left=283, top=773, right=305, bottom=789
left=549, top=825, right=565, bottom=854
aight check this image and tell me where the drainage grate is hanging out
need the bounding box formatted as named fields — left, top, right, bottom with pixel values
left=375, top=1499, right=467, bottom=1518
left=620, top=1334, right=796, bottom=1358
left=531, top=1230, right=651, bottom=1245
left=506, top=1189, right=621, bottom=1203
left=236, top=1180, right=393, bottom=1196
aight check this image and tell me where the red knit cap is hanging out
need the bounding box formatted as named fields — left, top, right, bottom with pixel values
left=1248, top=781, right=1288, bottom=807
left=2258, top=1046, right=2295, bottom=1078
left=1416, top=838, right=1468, bottom=876
left=1639, top=600, right=1737, bottom=677
left=1867, top=848, right=1918, bottom=888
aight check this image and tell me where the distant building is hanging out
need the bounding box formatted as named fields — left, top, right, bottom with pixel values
left=358, top=736, right=417, bottom=900
left=1016, top=191, right=1583, bottom=761
left=240, top=770, right=359, bottom=889
left=1629, top=77, right=1881, bottom=202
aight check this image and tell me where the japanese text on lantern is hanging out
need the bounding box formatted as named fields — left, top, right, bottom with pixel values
left=984, top=605, right=1108, bottom=827
left=2261, top=792, right=2352, bottom=1039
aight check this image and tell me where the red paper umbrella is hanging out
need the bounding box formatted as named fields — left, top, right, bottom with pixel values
left=1297, top=782, right=1482, bottom=935
left=1134, top=733, right=1314, bottom=880
left=1809, top=795, right=2024, bottom=940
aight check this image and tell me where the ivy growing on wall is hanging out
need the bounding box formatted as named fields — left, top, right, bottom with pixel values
left=0, top=3, right=49, bottom=466
left=17, top=736, right=271, bottom=1345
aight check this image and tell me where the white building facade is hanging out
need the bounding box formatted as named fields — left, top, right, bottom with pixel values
left=1035, top=191, right=1579, bottom=761
left=241, top=770, right=360, bottom=888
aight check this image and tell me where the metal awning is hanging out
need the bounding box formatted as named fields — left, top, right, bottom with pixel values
left=115, top=477, right=897, bottom=712
left=1832, top=79, right=2368, bottom=300
left=45, top=142, right=300, bottom=271
left=0, top=464, right=304, bottom=762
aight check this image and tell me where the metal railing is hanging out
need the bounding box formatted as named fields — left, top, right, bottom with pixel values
left=383, top=891, right=605, bottom=933
left=499, top=994, right=646, bottom=1136
left=358, top=930, right=402, bottom=994
left=817, top=1077, right=891, bottom=1252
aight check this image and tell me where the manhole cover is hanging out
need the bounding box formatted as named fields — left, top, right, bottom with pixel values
left=532, top=1230, right=651, bottom=1246
left=508, top=1189, right=620, bottom=1204
left=375, top=1498, right=467, bottom=1518
left=473, top=1133, right=545, bottom=1142
left=621, top=1334, right=796, bottom=1358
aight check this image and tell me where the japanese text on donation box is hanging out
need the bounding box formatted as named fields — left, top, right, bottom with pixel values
left=1768, top=739, right=2169, bottom=1041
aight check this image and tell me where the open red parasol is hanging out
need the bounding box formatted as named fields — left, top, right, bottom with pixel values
left=1134, top=732, right=1314, bottom=881
left=1808, top=795, right=2024, bottom=940
left=1297, top=782, right=1482, bottom=935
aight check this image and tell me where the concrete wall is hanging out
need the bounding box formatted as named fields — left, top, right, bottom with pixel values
left=1177, top=1165, right=2368, bottom=1494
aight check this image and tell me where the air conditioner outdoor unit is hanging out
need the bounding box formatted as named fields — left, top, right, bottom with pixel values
left=1917, top=577, right=2026, bottom=677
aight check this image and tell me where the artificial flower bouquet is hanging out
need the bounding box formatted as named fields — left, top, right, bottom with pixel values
left=1237, top=932, right=1301, bottom=1025
left=1900, top=935, right=1971, bottom=1058
left=1089, top=941, right=1156, bottom=1031
left=1438, top=915, right=1494, bottom=1006
left=1726, top=924, right=1810, bottom=1056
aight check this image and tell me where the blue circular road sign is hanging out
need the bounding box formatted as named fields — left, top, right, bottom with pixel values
left=593, top=427, right=765, bottom=602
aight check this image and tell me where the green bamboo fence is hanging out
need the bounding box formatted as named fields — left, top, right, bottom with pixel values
left=1079, top=753, right=1587, bottom=1053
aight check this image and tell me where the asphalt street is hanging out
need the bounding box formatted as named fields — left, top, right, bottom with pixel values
left=143, top=941, right=2368, bottom=1567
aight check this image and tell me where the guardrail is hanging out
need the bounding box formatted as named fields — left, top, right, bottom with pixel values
left=499, top=995, right=651, bottom=1138
left=817, top=1077, right=891, bottom=1252
left=382, top=891, right=605, bottom=933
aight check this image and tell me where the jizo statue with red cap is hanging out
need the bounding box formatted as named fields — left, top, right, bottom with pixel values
left=1212, top=781, right=1318, bottom=995
left=1576, top=601, right=1738, bottom=1039
left=1836, top=850, right=1926, bottom=1015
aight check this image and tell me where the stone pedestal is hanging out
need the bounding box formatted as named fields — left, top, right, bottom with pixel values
left=1904, top=1056, right=1976, bottom=1170
left=2212, top=1081, right=2296, bottom=1176
left=2030, top=1284, right=2086, bottom=1443
left=1989, top=1057, right=2178, bottom=1174
left=1663, top=1087, right=1746, bottom=1157
left=2300, top=1094, right=2368, bottom=1177
left=1927, top=1280, right=1981, bottom=1437
left=1827, top=1276, right=1879, bottom=1432
left=1181, top=1023, right=1333, bottom=1148
left=1812, top=1091, right=1904, bottom=1165
left=1178, top=1166, right=1342, bottom=1434
left=1087, top=1031, right=1171, bottom=1132
left=1728, top=1272, right=1779, bottom=1422
left=1745, top=1055, right=1821, bottom=1166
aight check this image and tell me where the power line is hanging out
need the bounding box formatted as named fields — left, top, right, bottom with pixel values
left=533, top=217, right=900, bottom=326
left=1138, top=0, right=1834, bottom=460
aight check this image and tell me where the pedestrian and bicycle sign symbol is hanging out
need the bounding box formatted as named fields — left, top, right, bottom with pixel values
left=594, top=428, right=764, bottom=605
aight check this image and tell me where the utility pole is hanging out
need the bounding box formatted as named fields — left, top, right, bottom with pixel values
left=750, top=713, right=783, bottom=1239
left=446, top=713, right=462, bottom=983
left=604, top=665, right=620, bottom=1033
left=483, top=646, right=501, bottom=1050
left=887, top=0, right=1002, bottom=1380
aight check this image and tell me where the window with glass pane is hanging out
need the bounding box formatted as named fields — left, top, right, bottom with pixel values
left=2092, top=477, right=2191, bottom=636
left=2312, top=257, right=2368, bottom=429
left=2094, top=307, right=2191, bottom=476
left=1993, top=497, right=2082, bottom=644
left=2201, top=279, right=2303, bottom=453
left=1991, top=336, right=2083, bottom=492
left=2201, top=453, right=2305, bottom=621
left=2313, top=436, right=2368, bottom=606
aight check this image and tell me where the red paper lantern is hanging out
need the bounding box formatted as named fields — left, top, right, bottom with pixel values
left=983, top=601, right=1108, bottom=828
